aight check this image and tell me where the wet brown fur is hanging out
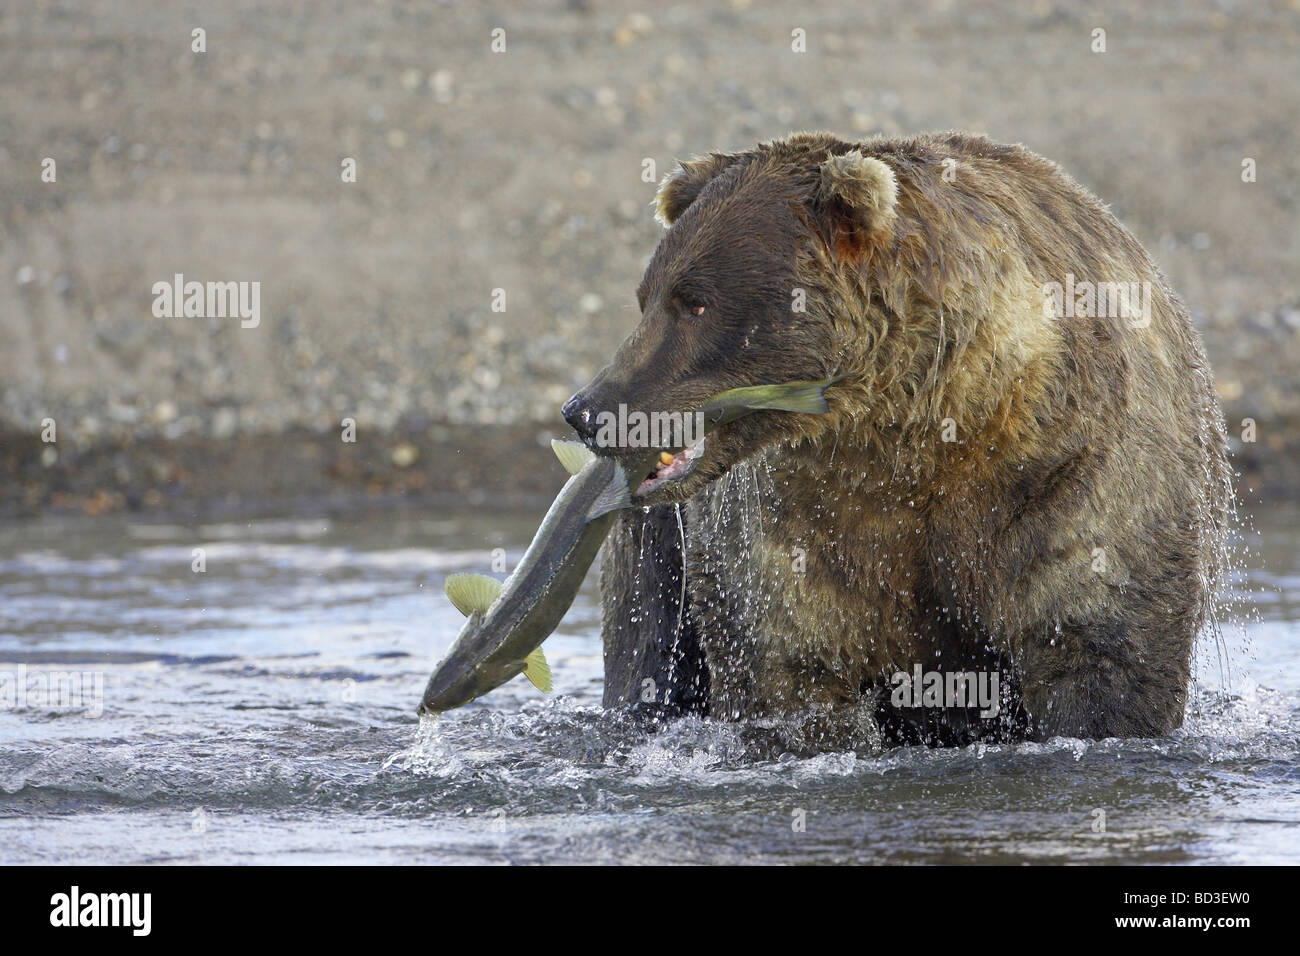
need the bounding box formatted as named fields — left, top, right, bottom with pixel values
left=591, top=131, right=1231, bottom=743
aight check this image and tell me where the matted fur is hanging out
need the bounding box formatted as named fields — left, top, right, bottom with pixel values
left=590, top=131, right=1231, bottom=744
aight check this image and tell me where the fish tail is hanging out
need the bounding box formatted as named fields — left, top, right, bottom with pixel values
left=730, top=377, right=841, bottom=415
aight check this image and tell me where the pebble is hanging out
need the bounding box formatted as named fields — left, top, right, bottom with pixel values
left=211, top=407, right=239, bottom=440
left=391, top=443, right=419, bottom=468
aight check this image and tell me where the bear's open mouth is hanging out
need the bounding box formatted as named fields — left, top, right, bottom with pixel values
left=634, top=435, right=706, bottom=498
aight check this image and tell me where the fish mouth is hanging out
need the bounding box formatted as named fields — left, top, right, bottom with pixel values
left=634, top=435, right=707, bottom=498
left=417, top=692, right=456, bottom=715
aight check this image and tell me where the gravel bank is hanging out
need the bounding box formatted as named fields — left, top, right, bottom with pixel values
left=1, top=0, right=1296, bottom=515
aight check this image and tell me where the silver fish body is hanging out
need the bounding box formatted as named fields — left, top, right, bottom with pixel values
left=418, top=453, right=643, bottom=714
left=418, top=376, right=838, bottom=714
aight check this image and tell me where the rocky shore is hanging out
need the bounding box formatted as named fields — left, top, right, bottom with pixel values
left=1, top=0, right=1296, bottom=517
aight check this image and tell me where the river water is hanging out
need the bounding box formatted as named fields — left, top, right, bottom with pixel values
left=1, top=501, right=1297, bottom=864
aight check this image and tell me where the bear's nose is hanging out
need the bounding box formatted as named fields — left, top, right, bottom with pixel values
left=562, top=393, right=600, bottom=445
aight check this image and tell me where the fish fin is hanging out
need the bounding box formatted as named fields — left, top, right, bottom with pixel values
left=585, top=463, right=631, bottom=520
left=522, top=646, right=552, bottom=693
left=444, top=573, right=503, bottom=616
left=551, top=439, right=596, bottom=476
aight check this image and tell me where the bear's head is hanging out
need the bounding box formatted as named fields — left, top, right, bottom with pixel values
left=563, top=133, right=904, bottom=504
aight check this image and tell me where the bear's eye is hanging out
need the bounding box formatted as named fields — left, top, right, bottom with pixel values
left=671, top=292, right=706, bottom=318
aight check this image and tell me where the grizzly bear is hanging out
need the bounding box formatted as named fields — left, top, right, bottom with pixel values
left=563, top=132, right=1231, bottom=746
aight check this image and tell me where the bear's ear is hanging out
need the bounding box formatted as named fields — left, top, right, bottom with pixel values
left=654, top=152, right=744, bottom=227
left=812, top=150, right=898, bottom=256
